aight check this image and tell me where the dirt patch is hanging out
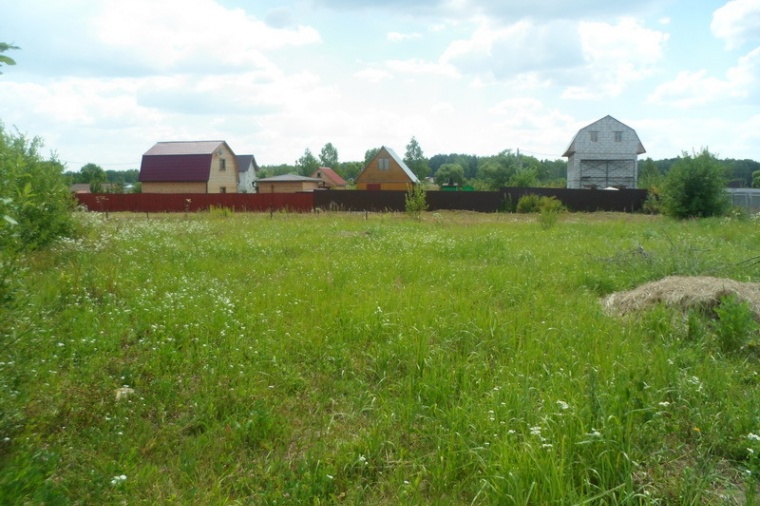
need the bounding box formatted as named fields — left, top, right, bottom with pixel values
left=603, top=276, right=760, bottom=320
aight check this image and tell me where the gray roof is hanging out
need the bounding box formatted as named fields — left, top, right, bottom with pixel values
left=144, top=141, right=228, bottom=156
left=256, top=174, right=322, bottom=183
left=236, top=154, right=260, bottom=173
left=563, top=115, right=645, bottom=157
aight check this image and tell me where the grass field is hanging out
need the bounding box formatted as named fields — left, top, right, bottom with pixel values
left=1, top=210, right=759, bottom=504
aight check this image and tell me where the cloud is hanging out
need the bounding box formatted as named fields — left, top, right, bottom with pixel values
left=387, top=31, right=423, bottom=41
left=648, top=46, right=760, bottom=107
left=711, top=0, right=760, bottom=50
left=441, top=16, right=667, bottom=97
left=386, top=58, right=460, bottom=77
left=441, top=19, right=584, bottom=79
left=354, top=68, right=394, bottom=82
left=93, top=0, right=321, bottom=74
left=562, top=17, right=669, bottom=98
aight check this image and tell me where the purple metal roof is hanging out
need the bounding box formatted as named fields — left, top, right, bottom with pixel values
left=139, top=141, right=229, bottom=183
left=139, top=153, right=213, bottom=182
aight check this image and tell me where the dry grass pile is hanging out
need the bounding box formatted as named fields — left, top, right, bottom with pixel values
left=603, top=276, right=760, bottom=320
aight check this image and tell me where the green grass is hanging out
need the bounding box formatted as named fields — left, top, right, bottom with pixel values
left=1, top=210, right=760, bottom=504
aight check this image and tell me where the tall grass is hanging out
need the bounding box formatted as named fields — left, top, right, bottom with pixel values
left=1, top=211, right=759, bottom=504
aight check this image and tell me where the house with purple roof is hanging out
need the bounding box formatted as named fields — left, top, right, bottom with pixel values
left=139, top=141, right=239, bottom=193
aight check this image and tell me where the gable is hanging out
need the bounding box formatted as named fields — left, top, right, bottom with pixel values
left=356, top=146, right=420, bottom=184
left=563, top=115, right=645, bottom=157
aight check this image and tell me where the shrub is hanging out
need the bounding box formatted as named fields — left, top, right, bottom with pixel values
left=515, top=194, right=542, bottom=213
left=538, top=196, right=564, bottom=229
left=405, top=184, right=427, bottom=220
left=713, top=295, right=757, bottom=354
left=660, top=148, right=730, bottom=219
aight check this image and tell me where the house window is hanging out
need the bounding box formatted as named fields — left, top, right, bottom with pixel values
left=378, top=158, right=390, bottom=170
left=220, top=186, right=227, bottom=193
left=590, top=131, right=598, bottom=142
left=220, top=159, right=226, bottom=171
left=614, top=131, right=623, bottom=142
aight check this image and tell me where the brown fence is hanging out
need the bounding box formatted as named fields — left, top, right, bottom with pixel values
left=316, top=188, right=648, bottom=213
left=502, top=187, right=648, bottom=212
left=75, top=193, right=314, bottom=213
left=76, top=188, right=648, bottom=214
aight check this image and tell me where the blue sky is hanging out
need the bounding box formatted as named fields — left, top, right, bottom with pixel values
left=0, top=0, right=758, bottom=170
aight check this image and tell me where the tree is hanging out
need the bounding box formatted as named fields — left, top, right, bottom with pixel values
left=0, top=42, right=19, bottom=74
left=477, top=150, right=518, bottom=190
left=404, top=137, right=430, bottom=180
left=434, top=163, right=465, bottom=188
left=0, top=122, right=75, bottom=253
left=752, top=170, right=760, bottom=189
left=295, top=148, right=319, bottom=176
left=318, top=143, right=339, bottom=170
left=337, top=161, right=363, bottom=182
left=638, top=158, right=663, bottom=190
left=660, top=148, right=730, bottom=219
left=508, top=167, right=538, bottom=187
left=80, top=163, right=107, bottom=193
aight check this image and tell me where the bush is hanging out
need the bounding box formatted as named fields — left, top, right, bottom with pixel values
left=0, top=123, right=76, bottom=304
left=660, top=148, right=730, bottom=219
left=515, top=194, right=542, bottom=213
left=405, top=184, right=427, bottom=220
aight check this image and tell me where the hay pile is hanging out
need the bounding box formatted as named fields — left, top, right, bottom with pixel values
left=603, top=276, right=760, bottom=320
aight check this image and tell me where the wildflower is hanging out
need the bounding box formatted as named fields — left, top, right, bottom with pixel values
left=110, top=474, right=127, bottom=485
left=556, top=400, right=569, bottom=410
left=658, top=401, right=670, bottom=407
left=748, top=433, right=760, bottom=442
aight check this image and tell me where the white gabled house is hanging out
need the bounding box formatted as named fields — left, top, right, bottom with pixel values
left=236, top=154, right=260, bottom=193
left=563, top=115, right=646, bottom=189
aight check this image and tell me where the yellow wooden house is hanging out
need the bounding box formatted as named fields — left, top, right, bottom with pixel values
left=355, top=146, right=419, bottom=190
left=139, top=141, right=239, bottom=193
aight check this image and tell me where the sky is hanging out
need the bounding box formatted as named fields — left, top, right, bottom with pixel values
left=1, top=0, right=759, bottom=171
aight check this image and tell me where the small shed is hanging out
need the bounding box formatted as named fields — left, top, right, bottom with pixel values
left=355, top=146, right=419, bottom=191
left=563, top=115, right=646, bottom=189
left=311, top=167, right=347, bottom=189
left=256, top=174, right=322, bottom=193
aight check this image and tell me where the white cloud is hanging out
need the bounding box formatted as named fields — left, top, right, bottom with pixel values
left=562, top=17, right=669, bottom=99
left=386, top=58, right=460, bottom=77
left=94, top=0, right=321, bottom=73
left=711, top=0, right=760, bottom=50
left=387, top=31, right=423, bottom=41
left=354, top=68, right=394, bottom=82
left=648, top=46, right=760, bottom=107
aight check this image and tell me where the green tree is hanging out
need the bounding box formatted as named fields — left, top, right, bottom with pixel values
left=660, top=148, right=730, bottom=219
left=434, top=163, right=465, bottom=188
left=404, top=137, right=430, bottom=180
left=364, top=147, right=380, bottom=166
left=0, top=123, right=76, bottom=253
left=0, top=42, right=19, bottom=74
left=80, top=163, right=107, bottom=193
left=477, top=150, right=518, bottom=190
left=318, top=143, right=339, bottom=170
left=638, top=158, right=663, bottom=190
left=508, top=167, right=538, bottom=187
left=752, top=170, right=760, bottom=189
left=337, top=161, right=363, bottom=182
left=296, top=148, right=319, bottom=177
